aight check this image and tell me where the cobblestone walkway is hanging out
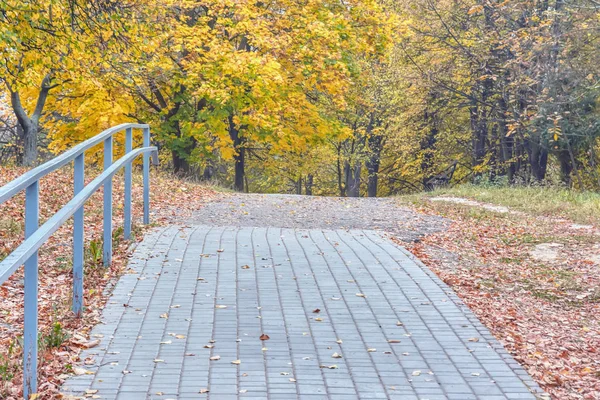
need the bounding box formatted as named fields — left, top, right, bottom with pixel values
left=62, top=226, right=544, bottom=400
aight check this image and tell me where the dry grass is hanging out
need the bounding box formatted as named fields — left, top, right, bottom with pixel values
left=401, top=184, right=600, bottom=225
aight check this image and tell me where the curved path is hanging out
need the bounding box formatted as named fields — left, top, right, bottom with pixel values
left=62, top=195, right=545, bottom=400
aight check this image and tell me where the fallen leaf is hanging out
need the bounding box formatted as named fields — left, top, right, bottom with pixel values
left=412, top=370, right=421, bottom=376
left=332, top=352, right=342, bottom=358
left=160, top=313, right=169, bottom=319
left=73, top=367, right=93, bottom=376
left=260, top=334, right=270, bottom=341
left=231, top=360, right=241, bottom=365
left=210, top=355, right=221, bottom=361
left=215, top=305, right=228, bottom=309
left=199, top=388, right=209, bottom=394
left=313, top=308, right=321, bottom=313
left=81, top=340, right=100, bottom=349
left=356, top=293, right=366, bottom=297
left=367, top=348, right=376, bottom=352
left=153, top=359, right=165, bottom=363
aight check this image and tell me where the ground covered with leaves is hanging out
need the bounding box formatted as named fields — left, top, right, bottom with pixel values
left=397, top=194, right=600, bottom=400
left=0, top=166, right=215, bottom=399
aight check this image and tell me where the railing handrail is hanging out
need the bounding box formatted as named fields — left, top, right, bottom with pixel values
left=0, top=123, right=157, bottom=399
left=0, top=123, right=149, bottom=204
left=0, top=146, right=155, bottom=285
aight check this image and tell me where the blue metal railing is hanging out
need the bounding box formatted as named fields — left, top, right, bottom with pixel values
left=0, top=123, right=158, bottom=399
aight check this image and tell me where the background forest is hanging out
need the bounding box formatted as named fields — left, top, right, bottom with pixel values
left=1, top=0, right=600, bottom=196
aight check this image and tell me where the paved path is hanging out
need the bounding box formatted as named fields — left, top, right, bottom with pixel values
left=62, top=226, right=543, bottom=400
left=171, top=193, right=448, bottom=242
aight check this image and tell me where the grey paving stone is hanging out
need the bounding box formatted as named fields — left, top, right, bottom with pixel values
left=61, top=225, right=544, bottom=399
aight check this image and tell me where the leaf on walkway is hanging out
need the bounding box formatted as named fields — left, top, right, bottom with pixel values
left=160, top=313, right=169, bottom=319
left=210, top=355, right=221, bottom=361
left=73, top=367, right=93, bottom=376
left=215, top=305, right=228, bottom=309
left=312, top=308, right=321, bottom=313
left=231, top=360, right=241, bottom=365
left=260, top=334, right=270, bottom=340
left=356, top=293, right=366, bottom=297
left=332, top=352, right=342, bottom=358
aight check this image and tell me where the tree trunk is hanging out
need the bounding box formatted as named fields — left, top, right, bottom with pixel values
left=366, top=134, right=383, bottom=197
left=22, top=124, right=39, bottom=166
left=558, top=150, right=572, bottom=186
left=170, top=121, right=196, bottom=175
left=234, top=147, right=245, bottom=192
left=7, top=75, right=53, bottom=167
left=203, top=163, right=215, bottom=181
left=421, top=122, right=438, bottom=190
left=305, top=174, right=314, bottom=195
left=228, top=115, right=245, bottom=192
left=528, top=142, right=548, bottom=182
left=344, top=161, right=361, bottom=197
left=337, top=145, right=345, bottom=197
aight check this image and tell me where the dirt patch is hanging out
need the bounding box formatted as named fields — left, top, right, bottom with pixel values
left=182, top=193, right=448, bottom=242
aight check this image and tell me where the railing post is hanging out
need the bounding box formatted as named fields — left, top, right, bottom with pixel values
left=23, top=181, right=39, bottom=399
left=103, top=136, right=113, bottom=267
left=143, top=127, right=150, bottom=225
left=124, top=127, right=133, bottom=239
left=73, top=153, right=85, bottom=317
